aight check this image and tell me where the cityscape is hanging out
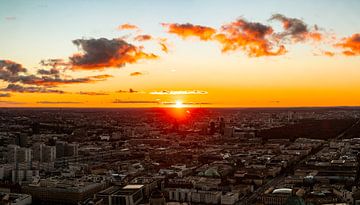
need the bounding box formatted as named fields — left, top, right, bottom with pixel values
left=1, top=0, right=360, bottom=205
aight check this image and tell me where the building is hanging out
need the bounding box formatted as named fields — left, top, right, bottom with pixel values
left=22, top=178, right=106, bottom=205
left=149, top=189, right=166, bottom=205
left=97, top=185, right=144, bottom=205
left=33, top=143, right=56, bottom=162
left=7, top=145, right=32, bottom=163
left=0, top=192, right=32, bottom=205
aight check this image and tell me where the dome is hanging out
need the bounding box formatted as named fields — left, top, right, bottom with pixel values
left=272, top=188, right=292, bottom=194
left=204, top=168, right=220, bottom=177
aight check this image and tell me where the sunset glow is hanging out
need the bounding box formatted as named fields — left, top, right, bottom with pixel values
left=174, top=100, right=184, bottom=108
left=0, top=1, right=360, bottom=107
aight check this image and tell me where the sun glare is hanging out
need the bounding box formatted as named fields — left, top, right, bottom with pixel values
left=174, top=100, right=184, bottom=108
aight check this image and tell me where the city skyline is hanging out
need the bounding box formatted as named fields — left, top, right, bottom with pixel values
left=1, top=0, right=360, bottom=107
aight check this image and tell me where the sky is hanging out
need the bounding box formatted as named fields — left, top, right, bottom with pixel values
left=0, top=0, right=360, bottom=107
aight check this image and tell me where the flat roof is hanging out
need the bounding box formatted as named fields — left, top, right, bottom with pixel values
left=123, top=184, right=144, bottom=189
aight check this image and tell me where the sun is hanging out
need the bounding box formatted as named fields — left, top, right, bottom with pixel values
left=174, top=100, right=184, bottom=108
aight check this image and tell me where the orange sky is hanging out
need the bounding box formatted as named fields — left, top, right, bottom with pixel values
left=1, top=1, right=360, bottom=107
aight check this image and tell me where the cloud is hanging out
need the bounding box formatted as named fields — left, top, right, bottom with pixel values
left=0, top=93, right=11, bottom=97
left=4, top=16, right=16, bottom=21
left=323, top=51, right=335, bottom=57
left=0, top=100, right=26, bottom=105
left=134, top=34, right=153, bottom=41
left=158, top=38, right=169, bottom=53
left=78, top=91, right=109, bottom=96
left=335, top=33, right=360, bottom=56
left=37, top=68, right=60, bottom=76
left=70, top=38, right=158, bottom=70
left=40, top=59, right=69, bottom=69
left=118, top=23, right=139, bottom=30
left=88, top=74, right=113, bottom=79
left=162, top=23, right=217, bottom=41
left=269, top=14, right=323, bottom=42
left=149, top=90, right=208, bottom=95
left=0, top=60, right=27, bottom=76
left=162, top=102, right=211, bottom=105
left=12, top=75, right=106, bottom=87
left=215, top=18, right=286, bottom=56
left=1, top=84, right=65, bottom=94
left=1, top=59, right=110, bottom=87
left=112, top=99, right=159, bottom=104
left=37, top=101, right=83, bottom=104
left=117, top=88, right=138, bottom=93
left=130, top=72, right=143, bottom=76
left=163, top=19, right=286, bottom=57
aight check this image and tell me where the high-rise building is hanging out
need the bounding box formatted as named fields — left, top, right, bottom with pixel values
left=220, top=118, right=225, bottom=135
left=43, top=145, right=56, bottom=162
left=149, top=190, right=166, bottom=205
left=15, top=133, right=28, bottom=147
left=16, top=148, right=32, bottom=163
left=7, top=145, right=32, bottom=163
left=7, top=145, right=19, bottom=163
left=33, top=143, right=56, bottom=162
left=55, top=141, right=65, bottom=158
left=65, top=143, right=78, bottom=157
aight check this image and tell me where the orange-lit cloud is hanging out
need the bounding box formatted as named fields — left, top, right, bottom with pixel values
left=215, top=18, right=286, bottom=57
left=70, top=38, right=158, bottom=70
left=149, top=90, right=208, bottom=95
left=159, top=38, right=169, bottom=53
left=134, top=34, right=153, bottom=41
left=164, top=19, right=286, bottom=57
left=336, top=33, right=360, bottom=56
left=270, top=14, right=323, bottom=42
left=130, top=72, right=143, bottom=76
left=78, top=91, right=109, bottom=96
left=162, top=23, right=216, bottom=41
left=323, top=51, right=335, bottom=57
left=118, top=23, right=139, bottom=30
left=89, top=74, right=113, bottom=79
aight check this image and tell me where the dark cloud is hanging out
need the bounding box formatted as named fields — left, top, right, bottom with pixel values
left=0, top=60, right=27, bottom=76
left=40, top=59, right=69, bottom=68
left=269, top=14, right=322, bottom=42
left=37, top=68, right=60, bottom=76
left=0, top=93, right=11, bottom=97
left=1, top=84, right=65, bottom=94
left=1, top=59, right=112, bottom=87
left=70, top=38, right=158, bottom=70
left=117, top=88, right=138, bottom=93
